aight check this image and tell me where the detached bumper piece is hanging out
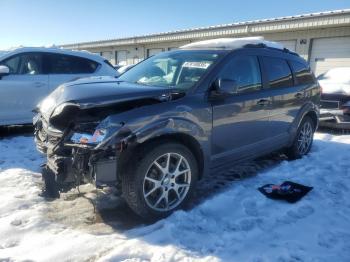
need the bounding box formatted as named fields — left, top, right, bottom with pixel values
left=258, top=181, right=313, bottom=203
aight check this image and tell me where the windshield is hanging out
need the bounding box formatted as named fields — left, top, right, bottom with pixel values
left=118, top=51, right=222, bottom=90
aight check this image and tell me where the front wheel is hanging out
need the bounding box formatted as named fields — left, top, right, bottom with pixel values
left=286, top=116, right=315, bottom=160
left=122, top=142, right=198, bottom=220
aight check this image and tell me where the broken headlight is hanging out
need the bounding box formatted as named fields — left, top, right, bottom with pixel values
left=71, top=124, right=122, bottom=146
left=71, top=129, right=107, bottom=144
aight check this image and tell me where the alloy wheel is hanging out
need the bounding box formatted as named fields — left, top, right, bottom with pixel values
left=142, top=152, right=191, bottom=212
left=297, top=121, right=313, bottom=155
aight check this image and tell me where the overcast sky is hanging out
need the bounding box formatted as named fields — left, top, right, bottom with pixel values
left=1, top=0, right=349, bottom=49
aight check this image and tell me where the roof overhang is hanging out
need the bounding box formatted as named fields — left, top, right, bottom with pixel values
left=61, top=9, right=350, bottom=49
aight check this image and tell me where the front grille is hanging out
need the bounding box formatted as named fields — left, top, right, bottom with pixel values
left=320, top=100, right=339, bottom=109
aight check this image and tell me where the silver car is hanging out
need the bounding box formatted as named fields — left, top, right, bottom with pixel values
left=0, top=47, right=118, bottom=126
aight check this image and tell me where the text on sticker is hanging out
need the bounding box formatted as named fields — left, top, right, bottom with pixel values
left=183, top=61, right=211, bottom=69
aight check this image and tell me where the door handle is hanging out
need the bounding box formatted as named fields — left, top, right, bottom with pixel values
left=295, top=92, right=303, bottom=99
left=34, top=82, right=45, bottom=88
left=257, top=99, right=270, bottom=106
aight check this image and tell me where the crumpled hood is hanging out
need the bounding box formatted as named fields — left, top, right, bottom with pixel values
left=39, top=76, right=171, bottom=120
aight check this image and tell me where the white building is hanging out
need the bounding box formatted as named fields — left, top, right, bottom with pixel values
left=62, top=9, right=350, bottom=76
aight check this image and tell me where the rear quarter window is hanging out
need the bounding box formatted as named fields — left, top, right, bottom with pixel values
left=46, top=53, right=99, bottom=74
left=262, top=57, right=293, bottom=88
left=289, top=60, right=314, bottom=85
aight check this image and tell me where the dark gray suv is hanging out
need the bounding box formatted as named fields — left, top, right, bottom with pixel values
left=34, top=38, right=320, bottom=220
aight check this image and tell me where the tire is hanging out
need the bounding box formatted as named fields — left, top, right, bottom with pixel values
left=122, top=142, right=198, bottom=220
left=286, top=116, right=315, bottom=160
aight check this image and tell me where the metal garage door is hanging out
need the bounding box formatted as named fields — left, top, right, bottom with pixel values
left=117, top=50, right=127, bottom=66
left=310, top=37, right=350, bottom=76
left=101, top=51, right=114, bottom=64
left=147, top=48, right=163, bottom=57
left=278, top=40, right=296, bottom=52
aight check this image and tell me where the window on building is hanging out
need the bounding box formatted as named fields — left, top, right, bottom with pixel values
left=46, top=54, right=98, bottom=74
left=220, top=55, right=262, bottom=93
left=289, top=60, right=314, bottom=85
left=262, top=57, right=293, bottom=88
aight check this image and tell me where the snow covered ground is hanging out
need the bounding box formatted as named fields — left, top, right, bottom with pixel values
left=0, top=133, right=350, bottom=262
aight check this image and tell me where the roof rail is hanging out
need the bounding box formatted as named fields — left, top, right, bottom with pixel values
left=242, top=43, right=299, bottom=56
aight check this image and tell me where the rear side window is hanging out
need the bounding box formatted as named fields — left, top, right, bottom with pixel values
left=220, top=55, right=262, bottom=93
left=262, top=57, right=293, bottom=88
left=46, top=54, right=99, bottom=74
left=289, top=60, right=314, bottom=85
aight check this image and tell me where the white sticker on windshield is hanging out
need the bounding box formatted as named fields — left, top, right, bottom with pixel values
left=183, top=61, right=211, bottom=69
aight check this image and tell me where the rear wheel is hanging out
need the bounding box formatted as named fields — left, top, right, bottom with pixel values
left=122, top=142, right=198, bottom=220
left=286, top=116, right=315, bottom=160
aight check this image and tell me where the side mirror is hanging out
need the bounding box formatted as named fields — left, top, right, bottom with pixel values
left=0, top=65, right=10, bottom=78
left=210, top=78, right=238, bottom=99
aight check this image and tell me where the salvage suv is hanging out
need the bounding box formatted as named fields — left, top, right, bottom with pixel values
left=34, top=37, right=320, bottom=220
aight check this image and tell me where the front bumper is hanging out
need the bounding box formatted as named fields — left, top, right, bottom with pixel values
left=319, top=109, right=350, bottom=129
left=33, top=113, right=119, bottom=189
left=319, top=94, right=350, bottom=129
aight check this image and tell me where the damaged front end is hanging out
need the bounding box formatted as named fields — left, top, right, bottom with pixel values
left=34, top=110, right=130, bottom=195
left=34, top=81, right=177, bottom=196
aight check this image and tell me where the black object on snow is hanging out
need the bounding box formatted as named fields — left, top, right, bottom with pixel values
left=258, top=181, right=313, bottom=203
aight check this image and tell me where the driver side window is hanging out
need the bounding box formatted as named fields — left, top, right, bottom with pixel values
left=220, top=55, right=262, bottom=93
left=2, top=53, right=43, bottom=75
left=2, top=55, right=21, bottom=74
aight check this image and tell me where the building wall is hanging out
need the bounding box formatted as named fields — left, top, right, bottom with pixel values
left=84, top=26, right=350, bottom=67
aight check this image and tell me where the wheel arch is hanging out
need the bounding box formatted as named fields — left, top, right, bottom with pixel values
left=118, top=132, right=205, bottom=180
left=304, top=110, right=318, bottom=130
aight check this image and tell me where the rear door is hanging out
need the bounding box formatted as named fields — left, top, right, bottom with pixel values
left=45, top=53, right=99, bottom=91
left=260, top=56, right=303, bottom=143
left=211, top=53, right=271, bottom=166
left=0, top=52, right=49, bottom=125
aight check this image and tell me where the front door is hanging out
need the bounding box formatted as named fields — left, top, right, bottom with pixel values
left=0, top=53, right=48, bottom=125
left=211, top=54, right=271, bottom=167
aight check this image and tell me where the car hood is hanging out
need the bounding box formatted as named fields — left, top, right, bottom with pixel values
left=39, top=77, right=173, bottom=120
left=319, top=79, right=350, bottom=95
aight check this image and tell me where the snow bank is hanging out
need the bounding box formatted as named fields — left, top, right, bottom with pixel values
left=180, top=37, right=285, bottom=50
left=1, top=133, right=350, bottom=261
